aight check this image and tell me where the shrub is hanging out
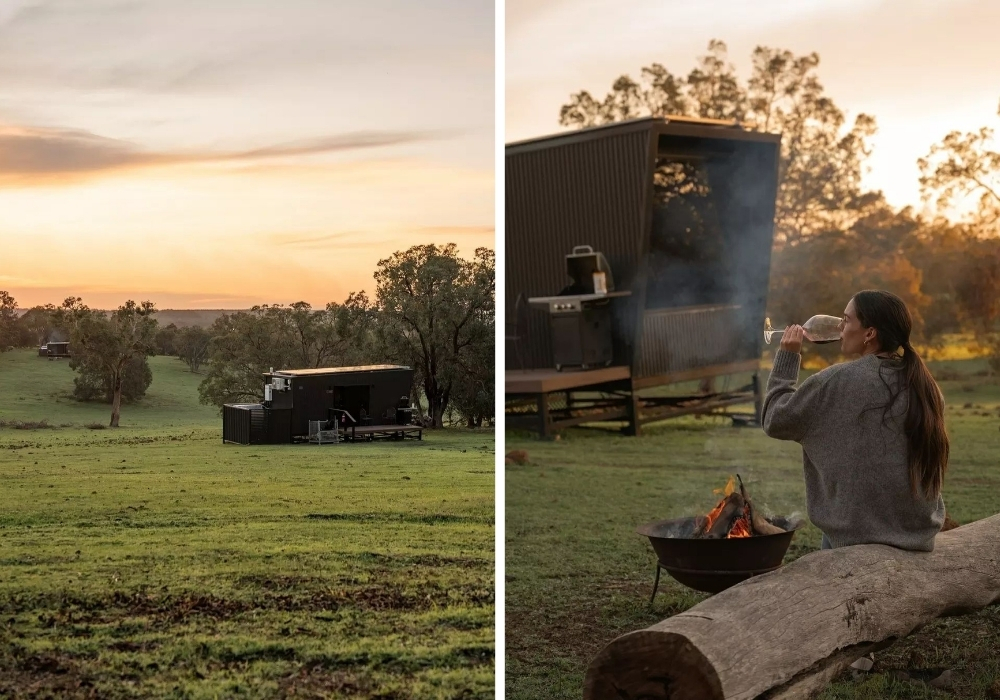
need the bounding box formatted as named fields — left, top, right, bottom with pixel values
left=0, top=419, right=55, bottom=430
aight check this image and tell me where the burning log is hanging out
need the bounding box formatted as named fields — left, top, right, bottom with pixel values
left=700, top=492, right=745, bottom=539
left=751, top=509, right=785, bottom=536
left=737, top=473, right=784, bottom=536
left=584, top=513, right=1000, bottom=700
left=695, top=475, right=781, bottom=539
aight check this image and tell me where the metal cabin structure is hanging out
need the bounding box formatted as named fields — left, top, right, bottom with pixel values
left=223, top=365, right=421, bottom=445
left=505, top=116, right=782, bottom=437
left=39, top=341, right=70, bottom=359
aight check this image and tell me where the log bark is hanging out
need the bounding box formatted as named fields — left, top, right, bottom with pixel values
left=583, top=514, right=1000, bottom=700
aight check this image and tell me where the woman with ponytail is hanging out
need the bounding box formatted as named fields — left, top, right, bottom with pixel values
left=762, top=290, right=948, bottom=552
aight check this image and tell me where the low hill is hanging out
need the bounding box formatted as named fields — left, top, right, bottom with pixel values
left=13, top=308, right=244, bottom=329
left=152, top=309, right=243, bottom=328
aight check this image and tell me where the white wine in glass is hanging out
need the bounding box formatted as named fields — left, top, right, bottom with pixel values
left=764, top=315, right=842, bottom=345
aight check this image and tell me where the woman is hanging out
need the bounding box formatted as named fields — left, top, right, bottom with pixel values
left=761, top=290, right=948, bottom=551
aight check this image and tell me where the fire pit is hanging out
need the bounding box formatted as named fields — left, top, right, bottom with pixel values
left=639, top=475, right=804, bottom=596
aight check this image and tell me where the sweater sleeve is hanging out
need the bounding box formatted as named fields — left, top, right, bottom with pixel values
left=761, top=349, right=830, bottom=442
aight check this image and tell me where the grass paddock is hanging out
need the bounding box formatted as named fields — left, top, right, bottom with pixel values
left=505, top=357, right=1000, bottom=700
left=0, top=350, right=495, bottom=699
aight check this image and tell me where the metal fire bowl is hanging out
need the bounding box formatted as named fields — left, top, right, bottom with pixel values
left=637, top=515, right=802, bottom=594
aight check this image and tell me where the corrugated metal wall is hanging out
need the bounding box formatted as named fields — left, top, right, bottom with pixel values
left=505, top=125, right=653, bottom=370
left=637, top=304, right=749, bottom=377
left=223, top=404, right=260, bottom=445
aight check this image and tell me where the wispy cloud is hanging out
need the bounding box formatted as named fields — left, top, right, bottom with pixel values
left=216, top=133, right=450, bottom=161
left=268, top=226, right=494, bottom=249
left=267, top=232, right=400, bottom=250
left=414, top=225, right=494, bottom=237
left=0, top=0, right=493, bottom=94
left=0, top=125, right=451, bottom=183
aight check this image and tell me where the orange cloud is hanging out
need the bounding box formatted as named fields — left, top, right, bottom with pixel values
left=0, top=125, right=454, bottom=185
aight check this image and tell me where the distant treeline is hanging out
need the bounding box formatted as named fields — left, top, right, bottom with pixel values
left=560, top=40, right=1000, bottom=369
left=0, top=243, right=495, bottom=429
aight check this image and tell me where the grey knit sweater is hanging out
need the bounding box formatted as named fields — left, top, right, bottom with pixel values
left=762, top=349, right=945, bottom=551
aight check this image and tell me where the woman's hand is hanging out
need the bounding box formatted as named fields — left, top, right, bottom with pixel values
left=780, top=324, right=805, bottom=354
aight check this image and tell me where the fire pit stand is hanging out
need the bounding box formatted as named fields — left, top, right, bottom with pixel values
left=648, top=560, right=788, bottom=601
left=639, top=515, right=802, bottom=596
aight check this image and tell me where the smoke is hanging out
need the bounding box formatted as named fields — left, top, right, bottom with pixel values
left=642, top=140, right=778, bottom=348
left=47, top=328, right=68, bottom=343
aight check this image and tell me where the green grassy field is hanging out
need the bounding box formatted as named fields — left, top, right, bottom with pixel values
left=0, top=350, right=495, bottom=699
left=505, top=358, right=1000, bottom=700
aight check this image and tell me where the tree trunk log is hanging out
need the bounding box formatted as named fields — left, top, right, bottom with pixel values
left=583, top=514, right=1000, bottom=700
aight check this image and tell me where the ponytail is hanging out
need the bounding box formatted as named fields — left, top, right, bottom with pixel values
left=901, top=342, right=949, bottom=500
left=852, top=290, right=949, bottom=501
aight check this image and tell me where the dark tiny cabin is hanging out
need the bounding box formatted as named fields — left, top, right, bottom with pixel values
left=505, top=116, right=782, bottom=435
left=223, top=365, right=416, bottom=445
left=40, top=341, right=70, bottom=359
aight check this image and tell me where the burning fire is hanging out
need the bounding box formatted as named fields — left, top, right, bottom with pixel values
left=703, top=475, right=752, bottom=538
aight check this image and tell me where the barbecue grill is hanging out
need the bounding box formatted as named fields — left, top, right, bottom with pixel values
left=528, top=245, right=631, bottom=371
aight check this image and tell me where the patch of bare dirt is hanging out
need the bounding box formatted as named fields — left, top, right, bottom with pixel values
left=0, top=651, right=103, bottom=700
left=277, top=667, right=379, bottom=698
left=2, top=582, right=495, bottom=627
left=507, top=576, right=705, bottom=675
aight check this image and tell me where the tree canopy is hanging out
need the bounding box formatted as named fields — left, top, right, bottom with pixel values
left=919, top=100, right=1000, bottom=230
left=369, top=244, right=494, bottom=428
left=559, top=40, right=878, bottom=247
left=54, top=298, right=159, bottom=426
left=198, top=302, right=356, bottom=408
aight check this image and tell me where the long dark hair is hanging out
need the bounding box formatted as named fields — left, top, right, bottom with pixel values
left=853, top=290, right=949, bottom=500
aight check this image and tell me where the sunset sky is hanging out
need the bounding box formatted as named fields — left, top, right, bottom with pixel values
left=0, top=0, right=494, bottom=309
left=507, top=0, right=1000, bottom=214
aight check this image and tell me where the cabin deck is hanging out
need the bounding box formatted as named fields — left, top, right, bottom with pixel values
left=505, top=363, right=763, bottom=438
left=343, top=424, right=423, bottom=442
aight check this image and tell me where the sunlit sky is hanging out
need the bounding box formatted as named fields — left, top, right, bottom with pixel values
left=507, top=0, right=1000, bottom=215
left=0, top=0, right=494, bottom=309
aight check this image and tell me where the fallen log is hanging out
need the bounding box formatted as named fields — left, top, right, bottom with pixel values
left=583, top=513, right=1000, bottom=700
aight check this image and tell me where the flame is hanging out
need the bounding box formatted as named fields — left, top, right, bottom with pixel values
left=729, top=512, right=752, bottom=538
left=702, top=498, right=727, bottom=533
left=704, top=475, right=753, bottom=538
left=712, top=475, right=737, bottom=497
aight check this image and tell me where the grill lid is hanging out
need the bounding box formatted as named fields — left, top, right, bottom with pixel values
left=562, top=245, right=615, bottom=295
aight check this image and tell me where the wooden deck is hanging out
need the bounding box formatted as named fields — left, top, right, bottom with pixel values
left=504, top=362, right=763, bottom=439
left=505, top=366, right=631, bottom=394
left=344, top=424, right=423, bottom=442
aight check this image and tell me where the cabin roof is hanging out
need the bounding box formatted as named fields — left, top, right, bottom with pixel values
left=267, top=365, right=410, bottom=378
